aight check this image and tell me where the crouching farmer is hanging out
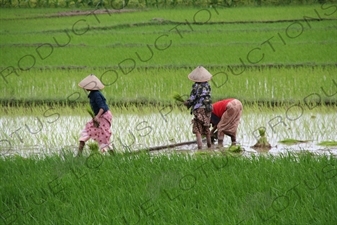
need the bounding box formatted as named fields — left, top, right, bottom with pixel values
left=210, top=98, right=243, bottom=147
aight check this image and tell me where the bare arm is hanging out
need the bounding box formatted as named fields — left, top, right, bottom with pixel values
left=210, top=125, right=217, bottom=136
left=94, top=108, right=104, bottom=122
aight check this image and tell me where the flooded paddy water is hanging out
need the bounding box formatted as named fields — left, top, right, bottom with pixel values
left=0, top=107, right=336, bottom=157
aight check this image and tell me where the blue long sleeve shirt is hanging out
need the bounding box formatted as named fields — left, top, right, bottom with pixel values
left=88, top=90, right=109, bottom=115
left=187, top=82, right=212, bottom=111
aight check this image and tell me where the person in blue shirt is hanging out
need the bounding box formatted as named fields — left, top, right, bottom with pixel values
left=77, top=74, right=113, bottom=156
left=184, top=66, right=213, bottom=149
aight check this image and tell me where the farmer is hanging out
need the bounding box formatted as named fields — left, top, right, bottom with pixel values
left=184, top=66, right=213, bottom=149
left=77, top=74, right=113, bottom=156
left=210, top=98, right=243, bottom=147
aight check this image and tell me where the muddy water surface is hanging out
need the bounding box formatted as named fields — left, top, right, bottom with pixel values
left=1, top=110, right=336, bottom=157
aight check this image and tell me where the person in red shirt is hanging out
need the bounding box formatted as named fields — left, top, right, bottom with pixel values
left=210, top=98, right=243, bottom=147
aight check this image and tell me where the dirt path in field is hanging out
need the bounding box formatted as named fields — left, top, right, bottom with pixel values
left=0, top=8, right=142, bottom=20
left=54, top=8, right=141, bottom=18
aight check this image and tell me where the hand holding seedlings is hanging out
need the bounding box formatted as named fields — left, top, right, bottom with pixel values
left=173, top=92, right=192, bottom=109
left=87, top=108, right=100, bottom=128
left=172, top=92, right=185, bottom=102
left=210, top=98, right=243, bottom=147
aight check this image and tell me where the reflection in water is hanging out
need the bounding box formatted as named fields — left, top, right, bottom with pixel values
left=0, top=111, right=336, bottom=156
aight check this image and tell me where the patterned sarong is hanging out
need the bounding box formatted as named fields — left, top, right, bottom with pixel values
left=192, top=108, right=211, bottom=135
left=79, top=110, right=113, bottom=150
left=217, top=99, right=242, bottom=137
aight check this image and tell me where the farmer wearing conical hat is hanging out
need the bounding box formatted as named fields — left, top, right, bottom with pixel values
left=77, top=74, right=113, bottom=156
left=184, top=66, right=213, bottom=149
left=210, top=98, right=243, bottom=147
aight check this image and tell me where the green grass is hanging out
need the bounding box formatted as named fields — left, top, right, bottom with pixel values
left=1, top=152, right=337, bottom=224
left=0, top=66, right=336, bottom=106
left=1, top=13, right=336, bottom=67
left=0, top=6, right=336, bottom=106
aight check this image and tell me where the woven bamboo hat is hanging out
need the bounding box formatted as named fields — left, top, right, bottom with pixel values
left=78, top=74, right=104, bottom=90
left=188, top=66, right=212, bottom=82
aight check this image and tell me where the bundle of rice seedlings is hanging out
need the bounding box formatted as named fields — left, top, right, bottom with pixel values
left=88, top=142, right=99, bottom=152
left=252, top=127, right=271, bottom=150
left=228, top=145, right=243, bottom=152
left=87, top=108, right=99, bottom=128
left=318, top=140, right=337, bottom=146
left=172, top=92, right=185, bottom=102
left=279, top=139, right=310, bottom=145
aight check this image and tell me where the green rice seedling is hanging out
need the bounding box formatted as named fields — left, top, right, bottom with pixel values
left=252, top=127, right=271, bottom=150
left=318, top=141, right=337, bottom=147
left=86, top=107, right=99, bottom=128
left=86, top=108, right=95, bottom=118
left=279, top=139, right=311, bottom=145
left=87, top=142, right=99, bottom=151
left=227, top=145, right=243, bottom=152
left=172, top=92, right=185, bottom=102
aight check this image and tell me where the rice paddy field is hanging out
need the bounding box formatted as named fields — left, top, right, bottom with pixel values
left=1, top=3, right=337, bottom=225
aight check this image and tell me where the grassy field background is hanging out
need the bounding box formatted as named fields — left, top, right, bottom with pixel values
left=1, top=5, right=336, bottom=106
left=2, top=0, right=337, bottom=8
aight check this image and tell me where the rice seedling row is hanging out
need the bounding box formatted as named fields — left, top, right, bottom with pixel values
left=1, top=15, right=336, bottom=67
left=1, top=6, right=336, bottom=106
left=1, top=66, right=336, bottom=106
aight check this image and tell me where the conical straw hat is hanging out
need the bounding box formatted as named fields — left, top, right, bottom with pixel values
left=78, top=74, right=105, bottom=90
left=188, top=66, right=212, bottom=82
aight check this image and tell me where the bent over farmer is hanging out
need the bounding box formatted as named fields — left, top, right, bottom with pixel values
left=77, top=74, right=113, bottom=156
left=210, top=98, right=243, bottom=147
left=184, top=66, right=213, bottom=149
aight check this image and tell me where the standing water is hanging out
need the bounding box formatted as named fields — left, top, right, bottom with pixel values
left=0, top=109, right=336, bottom=157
